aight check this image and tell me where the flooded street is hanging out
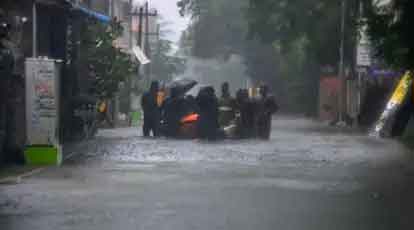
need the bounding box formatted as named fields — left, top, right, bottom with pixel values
left=1, top=117, right=414, bottom=230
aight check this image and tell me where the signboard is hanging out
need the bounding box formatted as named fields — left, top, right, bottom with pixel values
left=372, top=71, right=412, bottom=137
left=357, top=43, right=372, bottom=67
left=357, top=25, right=372, bottom=67
left=25, top=58, right=61, bottom=146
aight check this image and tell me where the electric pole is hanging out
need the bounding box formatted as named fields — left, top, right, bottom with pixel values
left=128, top=0, right=133, bottom=50
left=129, top=2, right=157, bottom=85
left=138, top=6, right=144, bottom=48
left=132, top=5, right=157, bottom=48
left=338, top=0, right=347, bottom=123
left=145, top=1, right=151, bottom=78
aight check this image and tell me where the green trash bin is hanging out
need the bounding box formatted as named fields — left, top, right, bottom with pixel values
left=24, top=145, right=62, bottom=166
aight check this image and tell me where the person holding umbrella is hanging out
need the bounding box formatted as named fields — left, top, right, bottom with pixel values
left=161, top=79, right=198, bottom=138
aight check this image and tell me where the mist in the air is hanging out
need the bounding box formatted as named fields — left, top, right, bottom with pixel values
left=175, top=55, right=252, bottom=96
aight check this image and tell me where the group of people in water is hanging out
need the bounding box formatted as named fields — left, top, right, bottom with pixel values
left=141, top=80, right=278, bottom=140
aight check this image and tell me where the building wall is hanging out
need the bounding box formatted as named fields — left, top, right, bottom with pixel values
left=112, top=0, right=132, bottom=51
left=37, top=4, right=68, bottom=59
left=0, top=0, right=71, bottom=164
left=0, top=1, right=33, bottom=164
left=78, top=0, right=109, bottom=14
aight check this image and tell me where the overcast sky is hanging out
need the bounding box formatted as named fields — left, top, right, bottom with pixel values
left=134, top=0, right=189, bottom=43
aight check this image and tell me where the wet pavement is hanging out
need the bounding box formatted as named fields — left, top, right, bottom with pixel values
left=1, top=117, right=414, bottom=230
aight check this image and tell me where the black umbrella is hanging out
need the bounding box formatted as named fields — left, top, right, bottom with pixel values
left=167, top=79, right=198, bottom=95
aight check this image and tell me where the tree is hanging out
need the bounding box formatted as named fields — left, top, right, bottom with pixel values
left=246, top=0, right=360, bottom=114
left=363, top=0, right=414, bottom=70
left=177, top=0, right=359, bottom=114
left=151, top=38, right=186, bottom=81
left=247, top=0, right=361, bottom=68
left=178, top=0, right=248, bottom=59
left=82, top=19, right=136, bottom=99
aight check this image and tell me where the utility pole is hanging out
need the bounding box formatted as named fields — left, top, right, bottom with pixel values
left=130, top=4, right=157, bottom=49
left=338, top=0, right=347, bottom=123
left=138, top=6, right=143, bottom=48
left=145, top=1, right=151, bottom=78
left=130, top=2, right=157, bottom=84
left=145, top=1, right=149, bottom=50
left=129, top=0, right=133, bottom=50
left=127, top=3, right=157, bottom=127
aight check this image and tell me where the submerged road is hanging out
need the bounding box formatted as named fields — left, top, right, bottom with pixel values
left=1, top=117, right=414, bottom=230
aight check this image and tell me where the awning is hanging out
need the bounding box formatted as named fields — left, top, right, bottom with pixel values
left=74, top=5, right=111, bottom=23
left=132, top=46, right=151, bottom=65
left=36, top=0, right=72, bottom=7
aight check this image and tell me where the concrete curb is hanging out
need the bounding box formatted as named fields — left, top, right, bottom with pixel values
left=0, top=149, right=80, bottom=185
left=0, top=167, right=45, bottom=185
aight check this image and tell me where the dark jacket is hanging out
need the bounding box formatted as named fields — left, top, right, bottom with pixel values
left=161, top=96, right=186, bottom=137
left=141, top=91, right=160, bottom=119
left=256, top=95, right=278, bottom=139
left=196, top=87, right=220, bottom=140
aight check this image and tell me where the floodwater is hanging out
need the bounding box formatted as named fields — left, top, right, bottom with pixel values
left=1, top=117, right=414, bottom=230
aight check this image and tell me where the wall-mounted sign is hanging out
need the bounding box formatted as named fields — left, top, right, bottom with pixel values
left=25, top=58, right=61, bottom=146
left=357, top=25, right=372, bottom=67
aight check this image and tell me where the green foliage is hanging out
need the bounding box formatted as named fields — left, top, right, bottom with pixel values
left=246, top=0, right=360, bottom=114
left=82, top=20, right=136, bottom=99
left=178, top=0, right=248, bottom=59
left=247, top=0, right=360, bottom=66
left=177, top=0, right=360, bottom=114
left=363, top=0, right=414, bottom=70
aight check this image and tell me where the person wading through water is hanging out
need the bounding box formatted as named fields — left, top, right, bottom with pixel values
left=218, top=82, right=236, bottom=128
left=256, top=85, right=278, bottom=139
left=141, top=81, right=161, bottom=137
left=196, top=86, right=221, bottom=140
left=234, top=89, right=256, bottom=138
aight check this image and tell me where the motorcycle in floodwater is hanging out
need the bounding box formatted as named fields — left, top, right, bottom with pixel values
left=159, top=112, right=200, bottom=139
left=159, top=79, right=200, bottom=139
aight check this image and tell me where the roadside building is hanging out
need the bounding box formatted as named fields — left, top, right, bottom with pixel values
left=0, top=0, right=115, bottom=165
